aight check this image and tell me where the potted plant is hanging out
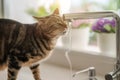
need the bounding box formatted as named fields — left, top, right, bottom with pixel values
left=91, top=18, right=116, bottom=57
left=62, top=19, right=91, bottom=51
left=27, top=1, right=60, bottom=17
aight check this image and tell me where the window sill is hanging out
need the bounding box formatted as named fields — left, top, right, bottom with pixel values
left=56, top=41, right=116, bottom=58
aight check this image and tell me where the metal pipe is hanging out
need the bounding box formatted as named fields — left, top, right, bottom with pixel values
left=105, top=67, right=120, bottom=80
left=63, top=11, right=120, bottom=80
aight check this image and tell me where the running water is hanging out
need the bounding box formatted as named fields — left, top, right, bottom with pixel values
left=64, top=21, right=74, bottom=80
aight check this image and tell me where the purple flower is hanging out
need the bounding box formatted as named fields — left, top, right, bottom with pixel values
left=92, top=18, right=116, bottom=33
left=111, top=19, right=116, bottom=27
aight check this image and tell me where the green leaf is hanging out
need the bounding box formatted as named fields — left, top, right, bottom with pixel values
left=104, top=24, right=111, bottom=31
left=111, top=27, right=116, bottom=33
left=49, top=0, right=60, bottom=12
left=78, top=23, right=90, bottom=28
left=26, top=8, right=37, bottom=16
left=37, top=6, right=49, bottom=17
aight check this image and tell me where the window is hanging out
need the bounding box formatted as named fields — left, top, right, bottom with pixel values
left=2, top=0, right=118, bottom=55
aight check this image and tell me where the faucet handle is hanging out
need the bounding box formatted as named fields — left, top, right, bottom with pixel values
left=73, top=67, right=97, bottom=80
left=73, top=67, right=90, bottom=77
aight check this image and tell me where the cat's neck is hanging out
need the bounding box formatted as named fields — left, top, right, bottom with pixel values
left=25, top=23, right=59, bottom=44
left=34, top=23, right=59, bottom=40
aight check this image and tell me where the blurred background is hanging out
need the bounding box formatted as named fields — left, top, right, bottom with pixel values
left=0, top=0, right=119, bottom=80
left=0, top=0, right=117, bottom=22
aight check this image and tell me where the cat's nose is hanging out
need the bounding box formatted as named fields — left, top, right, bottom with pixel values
left=63, top=24, right=67, bottom=29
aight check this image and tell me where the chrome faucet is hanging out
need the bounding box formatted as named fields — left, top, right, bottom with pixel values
left=105, top=67, right=120, bottom=80
left=63, top=11, right=120, bottom=80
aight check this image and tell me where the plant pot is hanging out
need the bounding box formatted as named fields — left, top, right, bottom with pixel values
left=97, top=33, right=116, bottom=57
left=62, top=27, right=90, bottom=51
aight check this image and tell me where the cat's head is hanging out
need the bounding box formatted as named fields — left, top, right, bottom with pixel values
left=33, top=8, right=67, bottom=38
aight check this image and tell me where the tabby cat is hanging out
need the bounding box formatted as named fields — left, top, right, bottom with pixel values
left=0, top=9, right=67, bottom=80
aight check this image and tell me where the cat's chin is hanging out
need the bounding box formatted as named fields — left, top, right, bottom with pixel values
left=62, top=29, right=69, bottom=36
left=62, top=31, right=67, bottom=35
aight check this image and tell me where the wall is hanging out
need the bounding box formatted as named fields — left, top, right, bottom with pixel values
left=4, top=0, right=38, bottom=23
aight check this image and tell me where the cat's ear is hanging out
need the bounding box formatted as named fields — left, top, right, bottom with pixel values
left=33, top=16, right=38, bottom=20
left=33, top=16, right=42, bottom=20
left=33, top=16, right=45, bottom=22
left=53, top=8, right=59, bottom=15
left=33, top=16, right=46, bottom=25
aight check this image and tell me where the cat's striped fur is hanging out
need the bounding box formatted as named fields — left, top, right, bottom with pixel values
left=0, top=9, right=67, bottom=80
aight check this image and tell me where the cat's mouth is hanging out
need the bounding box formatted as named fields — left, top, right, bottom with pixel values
left=62, top=28, right=68, bottom=35
left=63, top=30, right=67, bottom=34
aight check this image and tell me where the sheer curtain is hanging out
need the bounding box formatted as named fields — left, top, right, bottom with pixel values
left=0, top=0, right=4, bottom=18
left=117, top=0, right=120, bottom=14
left=2, top=0, right=38, bottom=23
